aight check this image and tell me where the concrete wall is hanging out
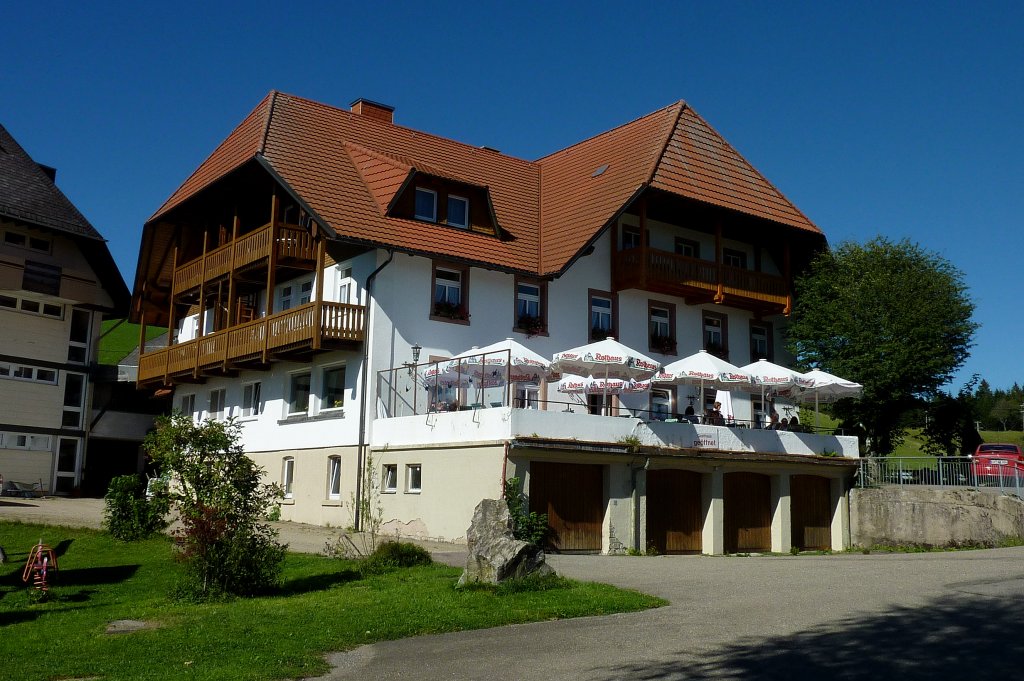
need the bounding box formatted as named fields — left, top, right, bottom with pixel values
left=850, top=487, right=1024, bottom=547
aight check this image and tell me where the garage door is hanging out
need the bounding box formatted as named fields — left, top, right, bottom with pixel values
left=724, top=472, right=771, bottom=553
left=646, top=469, right=702, bottom=554
left=529, top=461, right=603, bottom=552
left=791, top=475, right=833, bottom=550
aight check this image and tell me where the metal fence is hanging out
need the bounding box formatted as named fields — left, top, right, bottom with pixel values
left=857, top=456, right=1024, bottom=498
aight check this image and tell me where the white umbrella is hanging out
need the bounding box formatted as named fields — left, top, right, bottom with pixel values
left=444, top=338, right=549, bottom=385
left=739, top=359, right=814, bottom=428
left=795, top=368, right=863, bottom=428
left=551, top=337, right=659, bottom=415
left=653, top=350, right=753, bottom=418
left=556, top=375, right=652, bottom=395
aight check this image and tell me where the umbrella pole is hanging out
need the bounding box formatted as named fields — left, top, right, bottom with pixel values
left=815, top=390, right=820, bottom=430
left=603, top=365, right=610, bottom=416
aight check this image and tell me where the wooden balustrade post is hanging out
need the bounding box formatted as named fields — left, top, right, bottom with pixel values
left=313, top=238, right=326, bottom=350
left=714, top=220, right=725, bottom=304
left=638, top=198, right=648, bottom=289
left=195, top=232, right=209, bottom=379
left=263, top=193, right=280, bottom=363
left=224, top=215, right=239, bottom=369
left=783, top=242, right=792, bottom=315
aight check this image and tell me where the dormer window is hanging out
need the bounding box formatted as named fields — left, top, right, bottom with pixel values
left=447, top=195, right=469, bottom=229
left=414, top=187, right=437, bottom=222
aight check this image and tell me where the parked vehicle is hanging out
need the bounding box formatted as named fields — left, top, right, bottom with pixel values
left=971, top=443, right=1024, bottom=485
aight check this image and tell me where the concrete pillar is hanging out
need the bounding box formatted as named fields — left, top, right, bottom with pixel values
left=771, top=473, right=792, bottom=553
left=633, top=467, right=648, bottom=554
left=603, top=463, right=632, bottom=554
left=702, top=468, right=724, bottom=555
left=830, top=477, right=850, bottom=550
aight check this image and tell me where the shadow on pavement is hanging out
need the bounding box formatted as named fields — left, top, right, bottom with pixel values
left=595, top=591, right=1024, bottom=680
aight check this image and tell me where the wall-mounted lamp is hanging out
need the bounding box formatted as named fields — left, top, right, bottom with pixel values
left=403, top=343, right=422, bottom=375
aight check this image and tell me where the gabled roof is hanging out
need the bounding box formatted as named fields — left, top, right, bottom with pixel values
left=0, top=123, right=102, bottom=239
left=147, top=92, right=823, bottom=278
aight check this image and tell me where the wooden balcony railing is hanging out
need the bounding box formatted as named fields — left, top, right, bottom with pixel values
left=137, top=301, right=366, bottom=385
left=613, top=246, right=789, bottom=309
left=172, top=222, right=315, bottom=294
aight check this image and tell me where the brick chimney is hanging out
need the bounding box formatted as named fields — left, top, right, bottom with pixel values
left=350, top=98, right=394, bottom=124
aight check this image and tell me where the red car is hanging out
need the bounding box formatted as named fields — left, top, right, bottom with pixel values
left=971, top=443, right=1024, bottom=485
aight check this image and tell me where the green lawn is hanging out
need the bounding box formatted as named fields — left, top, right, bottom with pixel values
left=0, top=523, right=663, bottom=680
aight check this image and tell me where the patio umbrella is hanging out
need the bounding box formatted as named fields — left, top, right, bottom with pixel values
left=443, top=337, right=549, bottom=385
left=653, top=350, right=754, bottom=416
left=551, top=337, right=660, bottom=415
left=556, top=375, right=652, bottom=395
left=739, top=359, right=814, bottom=427
left=795, top=368, right=863, bottom=428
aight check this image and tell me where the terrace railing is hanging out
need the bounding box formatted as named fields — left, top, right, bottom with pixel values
left=857, top=456, right=1024, bottom=499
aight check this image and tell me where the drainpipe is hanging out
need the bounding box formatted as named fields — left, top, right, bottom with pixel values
left=355, top=249, right=394, bottom=530
left=630, top=456, right=650, bottom=552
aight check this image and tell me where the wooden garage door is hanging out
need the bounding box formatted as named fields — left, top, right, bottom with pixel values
left=724, top=472, right=771, bottom=553
left=646, top=469, right=702, bottom=554
left=791, top=475, right=833, bottom=550
left=528, top=461, right=603, bottom=552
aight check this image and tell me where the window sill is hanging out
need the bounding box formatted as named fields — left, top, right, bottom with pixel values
left=381, top=489, right=397, bottom=495
left=277, top=410, right=344, bottom=425
left=513, top=327, right=548, bottom=337
left=430, top=314, right=470, bottom=326
left=405, top=490, right=422, bottom=495
left=281, top=498, right=295, bottom=506
left=321, top=499, right=343, bottom=507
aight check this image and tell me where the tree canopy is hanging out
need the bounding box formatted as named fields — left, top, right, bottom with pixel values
left=786, top=236, right=977, bottom=455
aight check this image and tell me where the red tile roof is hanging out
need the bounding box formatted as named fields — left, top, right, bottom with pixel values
left=147, top=92, right=823, bottom=278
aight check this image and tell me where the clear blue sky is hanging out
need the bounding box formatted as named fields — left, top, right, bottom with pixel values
left=3, top=2, right=1021, bottom=389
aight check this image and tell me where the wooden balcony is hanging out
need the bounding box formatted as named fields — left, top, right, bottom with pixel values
left=172, top=222, right=315, bottom=295
left=137, top=301, right=366, bottom=386
left=613, top=246, right=790, bottom=312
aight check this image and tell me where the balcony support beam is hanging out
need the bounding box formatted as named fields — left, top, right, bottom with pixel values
left=194, top=231, right=208, bottom=380
left=263, top=192, right=280, bottom=364
left=224, top=214, right=239, bottom=369
left=714, top=221, right=724, bottom=304
left=312, top=237, right=326, bottom=350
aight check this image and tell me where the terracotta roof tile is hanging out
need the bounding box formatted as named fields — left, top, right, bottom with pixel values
left=145, top=93, right=822, bottom=279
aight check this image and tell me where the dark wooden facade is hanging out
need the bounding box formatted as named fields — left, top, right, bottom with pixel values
left=790, top=475, right=833, bottom=550
left=723, top=472, right=772, bottom=552
left=529, top=461, right=604, bottom=553
left=646, top=469, right=703, bottom=554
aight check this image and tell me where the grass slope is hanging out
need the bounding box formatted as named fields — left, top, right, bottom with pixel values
left=0, top=523, right=663, bottom=680
left=98, top=319, right=166, bottom=365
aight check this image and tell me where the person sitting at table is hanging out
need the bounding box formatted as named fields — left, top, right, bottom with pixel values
left=683, top=404, right=697, bottom=423
left=769, top=409, right=780, bottom=429
left=707, top=402, right=724, bottom=426
left=789, top=414, right=801, bottom=431
left=779, top=417, right=789, bottom=431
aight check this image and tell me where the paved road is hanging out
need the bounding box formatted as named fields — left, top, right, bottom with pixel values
left=5, top=498, right=1023, bottom=679
left=315, top=549, right=1024, bottom=680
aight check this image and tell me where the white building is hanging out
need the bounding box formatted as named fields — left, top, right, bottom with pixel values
left=133, top=93, right=858, bottom=553
left=0, top=123, right=130, bottom=495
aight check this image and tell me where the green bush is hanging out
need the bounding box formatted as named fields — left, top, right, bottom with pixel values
left=103, top=475, right=169, bottom=541
left=360, top=541, right=432, bottom=575
left=503, top=477, right=550, bottom=546
left=145, top=414, right=285, bottom=598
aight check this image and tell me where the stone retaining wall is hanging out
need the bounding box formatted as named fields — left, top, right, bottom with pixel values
left=851, top=487, right=1024, bottom=547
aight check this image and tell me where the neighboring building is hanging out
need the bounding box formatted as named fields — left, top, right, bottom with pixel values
left=132, top=93, right=859, bottom=553
left=0, top=123, right=129, bottom=495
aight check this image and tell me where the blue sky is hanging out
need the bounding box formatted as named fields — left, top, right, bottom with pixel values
left=3, top=2, right=1021, bottom=389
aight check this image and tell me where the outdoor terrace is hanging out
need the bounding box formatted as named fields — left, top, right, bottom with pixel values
left=371, top=406, right=859, bottom=458
left=613, top=246, right=789, bottom=311
left=137, top=300, right=365, bottom=386
left=172, top=221, right=315, bottom=295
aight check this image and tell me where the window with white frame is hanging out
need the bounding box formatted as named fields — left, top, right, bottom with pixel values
left=0, top=362, right=58, bottom=384
left=62, top=372, right=86, bottom=428
left=515, top=281, right=545, bottom=334
left=68, top=309, right=91, bottom=363
left=241, top=382, right=262, bottom=418
left=446, top=195, right=469, bottom=228
left=208, top=388, right=227, bottom=421
left=0, top=293, right=62, bottom=319
left=4, top=229, right=51, bottom=253
left=590, top=293, right=613, bottom=340
left=0, top=432, right=51, bottom=450
left=406, top=464, right=422, bottom=493
left=179, top=393, right=196, bottom=419
left=515, top=386, right=539, bottom=409
left=704, top=313, right=727, bottom=357
left=321, top=365, right=346, bottom=410
left=649, top=306, right=670, bottom=339
left=280, top=278, right=313, bottom=311
left=722, top=248, right=747, bottom=269
left=650, top=389, right=672, bottom=421
left=282, top=457, right=295, bottom=498
left=327, top=455, right=342, bottom=500
left=622, top=226, right=641, bottom=250
left=382, top=464, right=398, bottom=493
left=288, top=372, right=312, bottom=415
left=674, top=237, right=700, bottom=258
left=432, top=265, right=467, bottom=321
left=414, top=187, right=437, bottom=222
left=337, top=265, right=354, bottom=304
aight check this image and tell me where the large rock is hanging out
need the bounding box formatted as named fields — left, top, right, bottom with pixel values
left=458, top=498, right=554, bottom=586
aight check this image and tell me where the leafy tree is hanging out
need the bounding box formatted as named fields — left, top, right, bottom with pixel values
left=503, top=477, right=549, bottom=546
left=787, top=237, right=977, bottom=455
left=921, top=379, right=982, bottom=457
left=103, top=474, right=169, bottom=541
left=145, top=413, right=285, bottom=597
